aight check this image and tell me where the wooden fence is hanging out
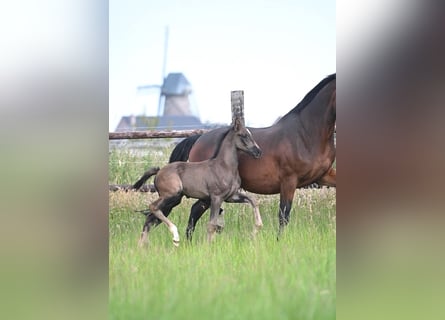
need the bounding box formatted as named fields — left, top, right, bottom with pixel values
left=109, top=128, right=211, bottom=192
left=109, top=129, right=211, bottom=140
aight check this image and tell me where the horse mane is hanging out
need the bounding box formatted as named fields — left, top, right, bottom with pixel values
left=169, top=134, right=202, bottom=163
left=210, top=127, right=232, bottom=159
left=280, top=73, right=336, bottom=120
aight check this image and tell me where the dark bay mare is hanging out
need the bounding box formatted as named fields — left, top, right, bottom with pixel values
left=133, top=118, right=262, bottom=246
left=169, top=73, right=336, bottom=239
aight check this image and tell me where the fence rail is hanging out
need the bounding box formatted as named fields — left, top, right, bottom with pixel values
left=109, top=184, right=155, bottom=193
left=109, top=129, right=211, bottom=140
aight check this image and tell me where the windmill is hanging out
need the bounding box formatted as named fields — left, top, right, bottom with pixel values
left=137, top=26, right=196, bottom=118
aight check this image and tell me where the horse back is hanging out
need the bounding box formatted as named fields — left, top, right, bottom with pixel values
left=188, top=127, right=229, bottom=161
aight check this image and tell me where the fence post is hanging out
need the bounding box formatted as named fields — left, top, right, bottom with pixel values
left=231, top=90, right=245, bottom=126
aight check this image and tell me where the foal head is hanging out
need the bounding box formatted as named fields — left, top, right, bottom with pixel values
left=232, top=118, right=262, bottom=158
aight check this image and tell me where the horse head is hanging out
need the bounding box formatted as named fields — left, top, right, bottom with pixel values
left=232, top=118, right=262, bottom=159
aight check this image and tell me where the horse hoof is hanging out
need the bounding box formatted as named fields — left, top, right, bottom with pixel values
left=173, top=240, right=180, bottom=247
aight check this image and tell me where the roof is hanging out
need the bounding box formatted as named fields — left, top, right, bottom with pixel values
left=161, top=73, right=192, bottom=96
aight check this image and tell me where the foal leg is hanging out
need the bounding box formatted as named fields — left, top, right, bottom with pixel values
left=207, top=198, right=223, bottom=242
left=138, top=196, right=182, bottom=247
left=150, top=197, right=181, bottom=246
left=226, top=192, right=263, bottom=235
left=138, top=214, right=161, bottom=247
left=215, top=208, right=225, bottom=233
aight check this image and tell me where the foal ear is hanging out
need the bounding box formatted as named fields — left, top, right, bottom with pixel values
left=233, top=117, right=243, bottom=132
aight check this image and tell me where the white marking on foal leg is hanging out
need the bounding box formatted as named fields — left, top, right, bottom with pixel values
left=253, top=207, right=263, bottom=236
left=169, top=224, right=180, bottom=247
left=138, top=229, right=148, bottom=247
left=151, top=207, right=180, bottom=247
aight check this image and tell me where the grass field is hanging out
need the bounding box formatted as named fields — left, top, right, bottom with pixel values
left=109, top=146, right=336, bottom=319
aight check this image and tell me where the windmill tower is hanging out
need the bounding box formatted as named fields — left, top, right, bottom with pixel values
left=160, top=73, right=193, bottom=116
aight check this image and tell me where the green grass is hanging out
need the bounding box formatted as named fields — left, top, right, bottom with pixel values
left=109, top=146, right=336, bottom=319
left=108, top=144, right=172, bottom=184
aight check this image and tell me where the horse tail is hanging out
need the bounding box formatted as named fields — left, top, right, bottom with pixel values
left=132, top=167, right=160, bottom=190
left=169, top=134, right=201, bottom=163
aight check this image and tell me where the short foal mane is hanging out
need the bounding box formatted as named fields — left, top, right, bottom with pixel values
left=279, top=73, right=336, bottom=121
left=210, top=127, right=232, bottom=159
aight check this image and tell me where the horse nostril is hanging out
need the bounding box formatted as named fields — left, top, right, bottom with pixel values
left=249, top=146, right=262, bottom=158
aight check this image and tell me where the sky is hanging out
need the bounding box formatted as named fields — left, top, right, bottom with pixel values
left=109, top=0, right=335, bottom=131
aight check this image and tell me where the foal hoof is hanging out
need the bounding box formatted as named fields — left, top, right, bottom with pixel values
left=215, top=209, right=225, bottom=233
left=173, top=240, right=180, bottom=247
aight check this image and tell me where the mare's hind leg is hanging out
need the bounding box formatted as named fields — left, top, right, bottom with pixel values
left=316, top=167, right=336, bottom=187
left=226, top=192, right=263, bottom=235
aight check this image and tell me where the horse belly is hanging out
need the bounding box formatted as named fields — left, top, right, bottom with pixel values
left=238, top=157, right=282, bottom=194
left=242, top=179, right=281, bottom=194
left=182, top=186, right=209, bottom=200
left=295, top=159, right=333, bottom=187
left=180, top=169, right=210, bottom=199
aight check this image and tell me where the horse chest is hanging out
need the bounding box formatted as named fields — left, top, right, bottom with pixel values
left=210, top=174, right=240, bottom=198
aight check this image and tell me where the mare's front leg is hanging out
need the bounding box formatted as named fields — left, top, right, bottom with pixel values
left=316, top=167, right=336, bottom=187
left=207, top=198, right=223, bottom=242
left=186, top=199, right=210, bottom=241
left=226, top=192, right=263, bottom=235
left=278, top=178, right=297, bottom=238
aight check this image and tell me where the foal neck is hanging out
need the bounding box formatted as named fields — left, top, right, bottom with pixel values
left=212, top=128, right=239, bottom=170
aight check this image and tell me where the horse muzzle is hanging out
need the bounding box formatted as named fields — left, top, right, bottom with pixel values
left=250, top=146, right=262, bottom=159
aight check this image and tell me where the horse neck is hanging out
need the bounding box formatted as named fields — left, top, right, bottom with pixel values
left=213, top=129, right=239, bottom=171
left=288, top=83, right=336, bottom=143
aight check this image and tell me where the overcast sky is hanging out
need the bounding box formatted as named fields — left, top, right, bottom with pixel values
left=109, top=0, right=335, bottom=131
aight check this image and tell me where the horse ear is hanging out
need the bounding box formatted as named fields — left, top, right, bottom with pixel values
left=233, top=117, right=243, bottom=132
